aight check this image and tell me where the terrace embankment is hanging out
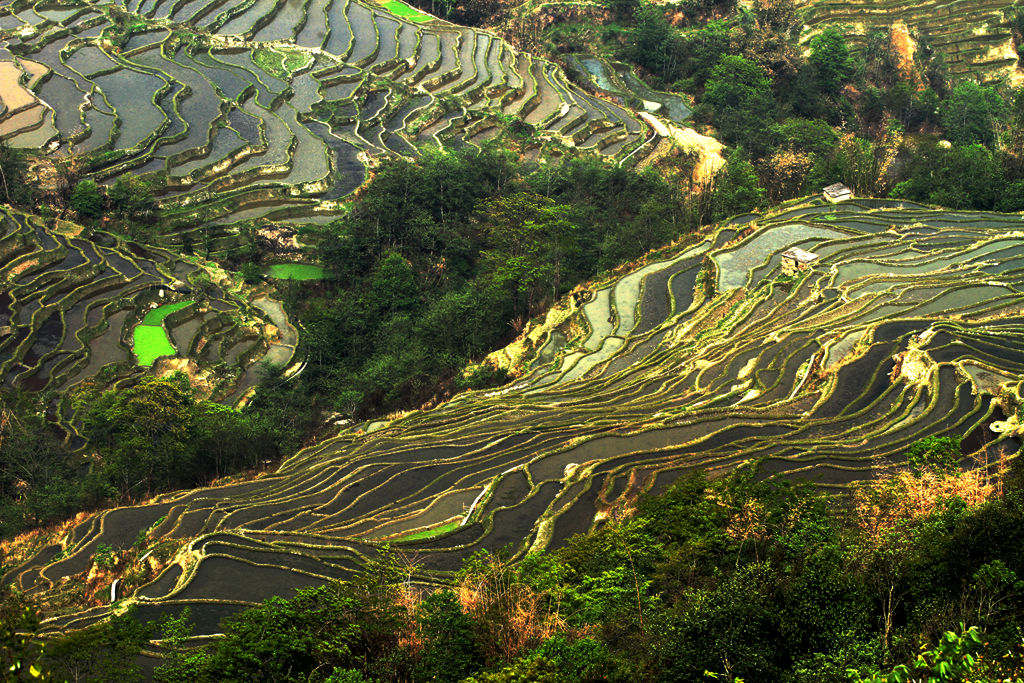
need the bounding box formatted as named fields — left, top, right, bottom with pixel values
left=7, top=197, right=1024, bottom=645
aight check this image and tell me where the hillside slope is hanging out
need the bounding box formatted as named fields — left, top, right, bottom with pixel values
left=6, top=195, right=1024, bottom=641
left=800, top=0, right=1023, bottom=84
left=0, top=205, right=282, bottom=433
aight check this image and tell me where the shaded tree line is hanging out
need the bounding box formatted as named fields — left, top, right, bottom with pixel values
left=0, top=376, right=282, bottom=539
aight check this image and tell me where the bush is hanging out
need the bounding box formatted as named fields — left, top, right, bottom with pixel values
left=906, top=436, right=962, bottom=474
left=70, top=179, right=104, bottom=221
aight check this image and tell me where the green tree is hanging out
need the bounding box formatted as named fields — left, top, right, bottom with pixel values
left=239, top=261, right=263, bottom=284
left=850, top=625, right=984, bottom=683
left=77, top=375, right=277, bottom=498
left=906, top=436, right=961, bottom=474
left=177, top=556, right=411, bottom=681
left=0, top=141, right=37, bottom=207
left=70, top=179, right=105, bottom=221
left=605, top=0, right=638, bottom=21
left=808, top=27, right=855, bottom=93
left=627, top=5, right=679, bottom=81
left=415, top=590, right=482, bottom=681
left=108, top=173, right=157, bottom=221
left=0, top=390, right=90, bottom=538
left=891, top=143, right=1002, bottom=209
left=42, top=608, right=151, bottom=681
left=769, top=117, right=840, bottom=158
left=699, top=55, right=777, bottom=154
left=0, top=587, right=46, bottom=679
left=709, top=149, right=766, bottom=220
left=674, top=21, right=732, bottom=90
left=938, top=81, right=1006, bottom=147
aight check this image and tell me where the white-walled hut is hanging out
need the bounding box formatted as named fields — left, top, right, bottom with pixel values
left=781, top=247, right=820, bottom=275
left=823, top=183, right=853, bottom=203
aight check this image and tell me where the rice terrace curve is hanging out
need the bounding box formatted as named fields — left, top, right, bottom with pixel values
left=6, top=195, right=1023, bottom=646
left=0, top=0, right=666, bottom=236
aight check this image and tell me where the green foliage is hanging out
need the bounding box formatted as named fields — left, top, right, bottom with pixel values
left=252, top=47, right=310, bottom=79
left=70, top=179, right=104, bottom=221
left=77, top=375, right=280, bottom=498
left=92, top=543, right=116, bottom=570
left=850, top=625, right=984, bottom=682
left=709, top=149, right=765, bottom=220
left=302, top=148, right=693, bottom=418
left=906, top=436, right=962, bottom=474
left=414, top=589, right=482, bottom=681
left=108, top=173, right=157, bottom=222
left=0, top=390, right=94, bottom=538
left=890, top=142, right=1015, bottom=210
left=152, top=554, right=414, bottom=681
left=457, top=363, right=511, bottom=391
left=0, top=587, right=46, bottom=680
left=769, top=117, right=840, bottom=158
left=808, top=27, right=855, bottom=94
left=626, top=5, right=681, bottom=82
left=604, top=0, right=638, bottom=21
left=699, top=56, right=777, bottom=154
left=0, top=141, right=39, bottom=207
left=153, top=609, right=204, bottom=682
left=938, top=81, right=1006, bottom=147
left=42, top=608, right=152, bottom=681
left=1, top=374, right=287, bottom=539
left=239, top=261, right=263, bottom=284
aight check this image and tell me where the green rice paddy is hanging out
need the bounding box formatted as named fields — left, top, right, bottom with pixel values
left=379, top=0, right=432, bottom=22
left=267, top=263, right=326, bottom=280
left=142, top=300, right=195, bottom=325
left=133, top=301, right=195, bottom=365
left=133, top=324, right=177, bottom=366
left=393, top=520, right=460, bottom=541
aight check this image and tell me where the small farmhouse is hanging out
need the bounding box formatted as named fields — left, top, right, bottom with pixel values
left=781, top=247, right=820, bottom=275
left=823, top=183, right=853, bottom=203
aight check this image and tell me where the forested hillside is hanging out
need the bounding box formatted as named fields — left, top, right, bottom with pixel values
left=2, top=0, right=1024, bottom=679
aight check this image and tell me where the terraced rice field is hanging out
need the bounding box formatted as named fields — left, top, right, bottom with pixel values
left=0, top=0, right=666, bottom=240
left=9, top=197, right=1024, bottom=643
left=800, top=0, right=1023, bottom=83
left=0, top=206, right=287, bottom=432
left=566, top=54, right=692, bottom=123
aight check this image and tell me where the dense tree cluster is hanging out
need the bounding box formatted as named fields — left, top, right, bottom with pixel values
left=278, top=147, right=696, bottom=418
left=0, top=376, right=281, bottom=538
left=69, top=174, right=159, bottom=238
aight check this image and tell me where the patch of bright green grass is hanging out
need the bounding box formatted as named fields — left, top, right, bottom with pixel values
left=142, top=300, right=194, bottom=325
left=252, top=48, right=313, bottom=79
left=133, top=325, right=176, bottom=366
left=379, top=0, right=432, bottom=23
left=393, top=520, right=460, bottom=542
left=267, top=263, right=325, bottom=280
